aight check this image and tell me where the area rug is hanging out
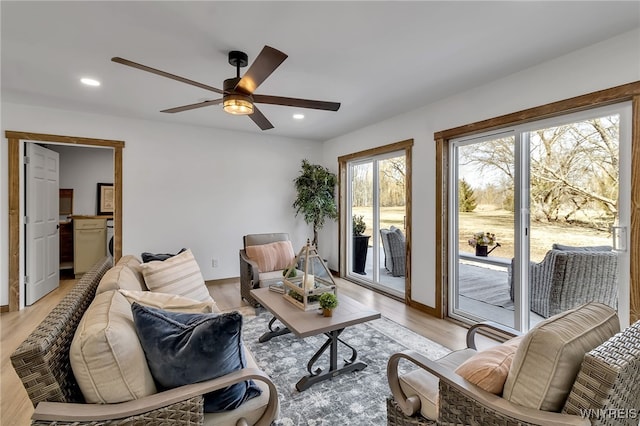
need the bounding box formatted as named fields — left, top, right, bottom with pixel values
left=458, top=263, right=514, bottom=310
left=242, top=310, right=450, bottom=425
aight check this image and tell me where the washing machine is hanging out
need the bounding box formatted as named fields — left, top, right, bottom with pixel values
left=106, top=219, right=114, bottom=257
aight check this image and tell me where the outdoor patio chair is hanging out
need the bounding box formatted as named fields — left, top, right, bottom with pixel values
left=387, top=302, right=640, bottom=426
left=380, top=226, right=406, bottom=277
left=509, top=245, right=618, bottom=318
left=239, top=232, right=295, bottom=307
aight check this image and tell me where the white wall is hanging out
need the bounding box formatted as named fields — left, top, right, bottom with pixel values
left=321, top=29, right=640, bottom=309
left=47, top=145, right=114, bottom=216
left=1, top=105, right=320, bottom=305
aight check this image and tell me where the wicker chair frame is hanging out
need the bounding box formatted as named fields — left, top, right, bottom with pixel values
left=387, top=320, right=640, bottom=426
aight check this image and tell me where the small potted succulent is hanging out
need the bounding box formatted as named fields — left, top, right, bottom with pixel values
left=352, top=215, right=370, bottom=274
left=319, top=292, right=338, bottom=317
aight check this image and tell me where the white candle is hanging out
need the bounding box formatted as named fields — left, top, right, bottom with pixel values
left=304, top=274, right=315, bottom=290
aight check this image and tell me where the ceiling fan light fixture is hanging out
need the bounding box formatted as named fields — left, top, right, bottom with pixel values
left=223, top=94, right=254, bottom=115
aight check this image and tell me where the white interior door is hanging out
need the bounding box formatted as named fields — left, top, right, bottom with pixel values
left=25, top=143, right=60, bottom=305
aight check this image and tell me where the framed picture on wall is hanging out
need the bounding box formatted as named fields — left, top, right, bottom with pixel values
left=97, top=183, right=114, bottom=215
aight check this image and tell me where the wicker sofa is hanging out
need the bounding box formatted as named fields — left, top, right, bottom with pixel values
left=11, top=255, right=279, bottom=426
left=380, top=226, right=406, bottom=277
left=387, top=302, right=640, bottom=426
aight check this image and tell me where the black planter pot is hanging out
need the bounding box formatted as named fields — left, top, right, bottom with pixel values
left=475, top=245, right=488, bottom=256
left=353, top=235, right=370, bottom=274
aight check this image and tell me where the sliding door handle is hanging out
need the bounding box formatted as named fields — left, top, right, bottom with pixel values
left=612, top=226, right=627, bottom=252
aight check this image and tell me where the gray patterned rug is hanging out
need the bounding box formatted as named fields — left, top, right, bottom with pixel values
left=242, top=310, right=450, bottom=425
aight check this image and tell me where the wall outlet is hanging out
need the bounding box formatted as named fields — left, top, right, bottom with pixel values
left=212, top=258, right=219, bottom=268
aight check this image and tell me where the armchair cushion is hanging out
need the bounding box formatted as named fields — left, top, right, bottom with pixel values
left=454, top=336, right=523, bottom=394
left=503, top=302, right=619, bottom=412
left=552, top=243, right=612, bottom=252
left=245, top=240, right=294, bottom=273
left=131, top=303, right=262, bottom=413
left=139, top=249, right=213, bottom=303
left=399, top=348, right=476, bottom=419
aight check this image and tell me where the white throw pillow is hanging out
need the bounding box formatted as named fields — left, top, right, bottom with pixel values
left=139, top=249, right=213, bottom=303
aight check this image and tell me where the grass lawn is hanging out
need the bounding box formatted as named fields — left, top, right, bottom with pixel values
left=352, top=205, right=612, bottom=262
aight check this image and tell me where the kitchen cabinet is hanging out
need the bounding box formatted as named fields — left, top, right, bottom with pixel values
left=74, top=217, right=106, bottom=277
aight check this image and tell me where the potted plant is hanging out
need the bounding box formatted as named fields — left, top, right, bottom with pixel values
left=292, top=160, right=338, bottom=250
left=468, top=231, right=501, bottom=256
left=352, top=215, right=370, bottom=274
left=318, top=292, right=338, bottom=317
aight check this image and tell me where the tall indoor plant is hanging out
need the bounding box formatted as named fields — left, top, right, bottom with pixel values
left=293, top=159, right=338, bottom=250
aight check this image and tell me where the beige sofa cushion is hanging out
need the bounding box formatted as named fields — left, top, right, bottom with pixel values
left=70, top=290, right=157, bottom=403
left=96, top=264, right=146, bottom=295
left=503, top=302, right=619, bottom=412
left=118, top=289, right=220, bottom=313
left=399, top=348, right=476, bottom=420
left=116, top=255, right=146, bottom=289
left=455, top=336, right=522, bottom=394
left=139, top=249, right=213, bottom=303
left=245, top=241, right=295, bottom=273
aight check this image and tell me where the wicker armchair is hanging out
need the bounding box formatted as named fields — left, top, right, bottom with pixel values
left=380, top=227, right=406, bottom=277
left=240, top=232, right=292, bottom=307
left=387, top=308, right=640, bottom=426
left=508, top=247, right=618, bottom=318
left=11, top=256, right=279, bottom=425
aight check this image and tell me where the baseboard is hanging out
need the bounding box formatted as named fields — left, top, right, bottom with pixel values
left=205, top=276, right=240, bottom=286
left=0, top=305, right=9, bottom=313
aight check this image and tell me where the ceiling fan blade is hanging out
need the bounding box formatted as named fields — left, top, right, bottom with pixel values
left=112, top=57, right=224, bottom=95
left=235, top=46, right=288, bottom=94
left=249, top=106, right=274, bottom=130
left=160, top=99, right=223, bottom=113
left=253, top=94, right=340, bottom=111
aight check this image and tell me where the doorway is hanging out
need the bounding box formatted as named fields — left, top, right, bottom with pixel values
left=6, top=131, right=124, bottom=311
left=448, top=103, right=632, bottom=331
left=339, top=139, right=413, bottom=300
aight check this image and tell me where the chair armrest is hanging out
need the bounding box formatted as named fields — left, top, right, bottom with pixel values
left=388, top=351, right=589, bottom=426
left=33, top=368, right=279, bottom=426
left=240, top=250, right=260, bottom=285
left=466, top=321, right=521, bottom=350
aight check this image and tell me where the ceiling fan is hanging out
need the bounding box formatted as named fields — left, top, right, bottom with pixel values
left=111, top=46, right=340, bottom=130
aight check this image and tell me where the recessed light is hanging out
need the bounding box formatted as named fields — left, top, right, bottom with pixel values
left=80, top=78, right=101, bottom=87
left=293, top=113, right=305, bottom=120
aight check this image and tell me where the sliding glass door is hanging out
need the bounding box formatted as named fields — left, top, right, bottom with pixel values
left=347, top=151, right=407, bottom=297
left=449, top=103, right=631, bottom=331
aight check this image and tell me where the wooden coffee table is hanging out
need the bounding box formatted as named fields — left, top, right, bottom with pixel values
left=250, top=287, right=381, bottom=391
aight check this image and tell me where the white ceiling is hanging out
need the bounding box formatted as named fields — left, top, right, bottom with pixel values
left=2, top=1, right=639, bottom=142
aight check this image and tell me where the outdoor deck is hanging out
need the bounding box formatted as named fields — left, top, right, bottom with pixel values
left=354, top=248, right=543, bottom=328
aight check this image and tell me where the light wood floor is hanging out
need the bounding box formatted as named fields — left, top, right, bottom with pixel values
left=1, top=276, right=498, bottom=425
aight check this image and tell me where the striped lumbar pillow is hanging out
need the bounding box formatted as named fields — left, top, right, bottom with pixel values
left=139, top=249, right=213, bottom=303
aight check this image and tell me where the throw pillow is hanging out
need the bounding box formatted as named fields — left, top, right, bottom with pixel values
left=454, top=336, right=522, bottom=394
left=130, top=303, right=261, bottom=412
left=503, top=302, right=619, bottom=412
left=245, top=240, right=295, bottom=273
left=141, top=248, right=187, bottom=263
left=119, top=289, right=220, bottom=313
left=139, top=249, right=213, bottom=303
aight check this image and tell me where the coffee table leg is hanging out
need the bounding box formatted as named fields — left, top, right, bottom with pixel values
left=295, top=329, right=367, bottom=391
left=258, top=316, right=291, bottom=343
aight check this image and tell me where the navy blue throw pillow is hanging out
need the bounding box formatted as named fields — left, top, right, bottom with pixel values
left=141, top=248, right=187, bottom=263
left=130, top=303, right=261, bottom=412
